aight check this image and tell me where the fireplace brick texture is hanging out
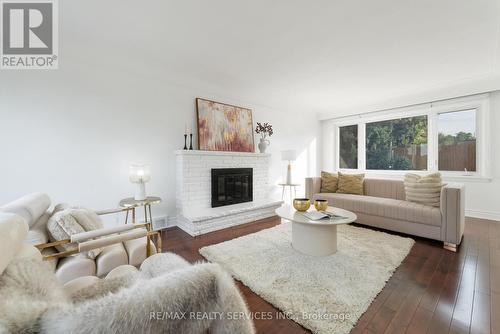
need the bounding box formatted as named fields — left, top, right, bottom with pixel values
left=175, top=151, right=271, bottom=215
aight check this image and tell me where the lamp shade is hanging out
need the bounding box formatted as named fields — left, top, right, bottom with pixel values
left=281, top=150, right=297, bottom=161
left=129, top=165, right=151, bottom=183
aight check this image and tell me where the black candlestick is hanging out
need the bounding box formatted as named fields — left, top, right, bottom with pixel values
left=189, top=133, right=193, bottom=150
left=183, top=134, right=188, bottom=150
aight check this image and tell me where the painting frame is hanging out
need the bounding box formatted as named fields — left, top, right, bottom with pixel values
left=196, top=98, right=255, bottom=152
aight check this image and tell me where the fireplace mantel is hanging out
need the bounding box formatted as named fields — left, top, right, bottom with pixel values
left=174, top=150, right=271, bottom=158
left=175, top=149, right=282, bottom=236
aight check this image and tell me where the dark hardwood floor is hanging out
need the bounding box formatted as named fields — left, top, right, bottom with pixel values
left=161, top=216, right=500, bottom=334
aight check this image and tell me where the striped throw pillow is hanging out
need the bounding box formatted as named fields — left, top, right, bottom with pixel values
left=404, top=173, right=443, bottom=207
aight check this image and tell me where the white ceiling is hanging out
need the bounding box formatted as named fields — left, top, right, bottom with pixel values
left=62, top=0, right=500, bottom=117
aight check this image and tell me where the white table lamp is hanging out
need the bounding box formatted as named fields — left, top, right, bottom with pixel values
left=129, top=164, right=151, bottom=200
left=281, top=150, right=297, bottom=184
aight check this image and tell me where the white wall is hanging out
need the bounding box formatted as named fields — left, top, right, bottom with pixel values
left=464, top=91, right=500, bottom=220
left=320, top=92, right=500, bottom=221
left=0, top=63, right=320, bottom=226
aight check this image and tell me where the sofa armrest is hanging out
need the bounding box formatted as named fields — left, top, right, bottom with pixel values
left=70, top=224, right=136, bottom=243
left=78, top=228, right=147, bottom=252
left=440, top=183, right=465, bottom=246
left=305, top=177, right=322, bottom=202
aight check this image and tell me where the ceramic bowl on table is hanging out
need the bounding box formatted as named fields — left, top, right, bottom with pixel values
left=293, top=198, right=311, bottom=212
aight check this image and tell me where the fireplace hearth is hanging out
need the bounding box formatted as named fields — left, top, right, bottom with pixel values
left=211, top=168, right=253, bottom=207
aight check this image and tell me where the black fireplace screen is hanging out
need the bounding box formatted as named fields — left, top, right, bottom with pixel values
left=211, top=168, right=253, bottom=207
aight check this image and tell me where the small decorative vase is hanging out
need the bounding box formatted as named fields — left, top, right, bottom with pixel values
left=258, top=138, right=270, bottom=153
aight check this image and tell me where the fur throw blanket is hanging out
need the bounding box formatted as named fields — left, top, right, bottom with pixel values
left=0, top=253, right=255, bottom=334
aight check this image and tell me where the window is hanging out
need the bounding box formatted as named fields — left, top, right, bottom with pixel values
left=339, top=125, right=358, bottom=169
left=438, top=109, right=476, bottom=172
left=333, top=94, right=488, bottom=177
left=366, top=115, right=428, bottom=170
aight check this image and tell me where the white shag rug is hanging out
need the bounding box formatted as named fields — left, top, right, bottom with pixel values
left=199, top=222, right=414, bottom=334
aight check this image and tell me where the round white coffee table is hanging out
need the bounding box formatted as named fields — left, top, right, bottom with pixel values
left=275, top=205, right=357, bottom=256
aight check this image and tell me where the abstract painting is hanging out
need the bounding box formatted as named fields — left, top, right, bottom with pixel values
left=196, top=98, right=255, bottom=152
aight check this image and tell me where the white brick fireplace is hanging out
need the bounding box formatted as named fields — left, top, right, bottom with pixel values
left=175, top=150, right=282, bottom=236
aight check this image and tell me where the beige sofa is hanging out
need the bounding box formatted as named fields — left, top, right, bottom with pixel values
left=305, top=177, right=465, bottom=251
left=0, top=193, right=156, bottom=283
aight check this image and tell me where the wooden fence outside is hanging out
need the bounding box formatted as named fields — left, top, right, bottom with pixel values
left=392, top=145, right=427, bottom=170
left=392, top=141, right=476, bottom=171
left=438, top=141, right=476, bottom=171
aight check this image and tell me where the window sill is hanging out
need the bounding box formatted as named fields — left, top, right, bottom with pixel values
left=441, top=175, right=492, bottom=183
left=341, top=170, right=493, bottom=183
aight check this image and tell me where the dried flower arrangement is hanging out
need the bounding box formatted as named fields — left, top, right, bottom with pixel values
left=255, top=122, right=273, bottom=139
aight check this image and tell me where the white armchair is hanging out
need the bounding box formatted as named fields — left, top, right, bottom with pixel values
left=0, top=193, right=160, bottom=283
left=0, top=212, right=255, bottom=334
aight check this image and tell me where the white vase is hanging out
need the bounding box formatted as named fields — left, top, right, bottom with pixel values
left=258, top=138, right=270, bottom=153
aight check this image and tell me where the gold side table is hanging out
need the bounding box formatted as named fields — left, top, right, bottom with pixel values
left=119, top=196, right=162, bottom=256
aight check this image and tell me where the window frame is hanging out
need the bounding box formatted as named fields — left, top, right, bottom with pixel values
left=336, top=124, right=360, bottom=170
left=332, top=94, right=491, bottom=179
left=430, top=97, right=489, bottom=178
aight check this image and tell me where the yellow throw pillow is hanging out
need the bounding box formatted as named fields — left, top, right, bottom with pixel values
left=337, top=172, right=365, bottom=195
left=320, top=171, right=339, bottom=193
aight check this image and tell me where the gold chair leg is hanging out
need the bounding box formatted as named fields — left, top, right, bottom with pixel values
left=145, top=204, right=151, bottom=257
left=157, top=231, right=162, bottom=253
left=146, top=234, right=151, bottom=257
left=148, top=204, right=153, bottom=229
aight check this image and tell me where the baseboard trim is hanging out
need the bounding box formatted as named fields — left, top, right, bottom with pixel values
left=167, top=216, right=177, bottom=228
left=466, top=209, right=500, bottom=222
left=150, top=215, right=177, bottom=231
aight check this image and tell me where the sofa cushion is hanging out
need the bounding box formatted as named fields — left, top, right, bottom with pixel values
left=1, top=193, right=51, bottom=227
left=337, top=172, right=365, bottom=195
left=56, top=255, right=96, bottom=284
left=105, top=265, right=139, bottom=280
left=123, top=236, right=157, bottom=267
left=404, top=173, right=443, bottom=207
left=320, top=171, right=338, bottom=193
left=95, top=243, right=128, bottom=277
left=313, top=193, right=441, bottom=227
left=364, top=178, right=406, bottom=200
